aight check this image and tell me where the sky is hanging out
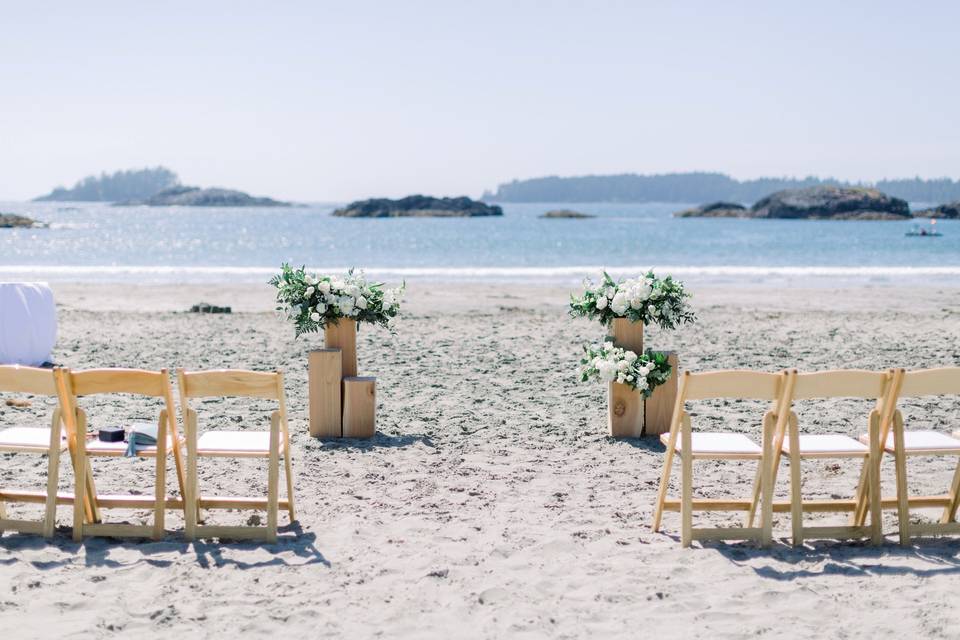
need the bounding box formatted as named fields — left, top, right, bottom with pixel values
left=1, top=1, right=958, bottom=202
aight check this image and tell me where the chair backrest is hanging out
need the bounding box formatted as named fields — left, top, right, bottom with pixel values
left=177, top=369, right=284, bottom=401
left=681, top=370, right=784, bottom=402
left=0, top=365, right=59, bottom=396
left=898, top=367, right=960, bottom=398
left=789, top=370, right=889, bottom=400
left=70, top=368, right=171, bottom=398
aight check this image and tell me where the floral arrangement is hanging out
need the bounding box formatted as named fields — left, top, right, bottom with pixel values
left=579, top=341, right=672, bottom=396
left=569, top=270, right=695, bottom=330
left=269, top=264, right=404, bottom=337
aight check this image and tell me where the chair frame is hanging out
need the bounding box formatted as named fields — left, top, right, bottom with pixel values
left=764, top=369, right=889, bottom=546
left=652, top=370, right=788, bottom=548
left=0, top=365, right=97, bottom=538
left=66, top=368, right=187, bottom=541
left=870, top=367, right=960, bottom=544
left=177, top=368, right=295, bottom=543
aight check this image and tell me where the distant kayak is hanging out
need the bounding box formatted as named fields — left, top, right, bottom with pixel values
left=906, top=220, right=943, bottom=237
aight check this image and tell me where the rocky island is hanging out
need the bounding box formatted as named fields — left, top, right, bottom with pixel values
left=914, top=202, right=959, bottom=219
left=539, top=209, right=596, bottom=219
left=332, top=195, right=502, bottom=218
left=0, top=213, right=46, bottom=228
left=674, top=201, right=747, bottom=218
left=674, top=186, right=911, bottom=220
left=118, top=186, right=291, bottom=207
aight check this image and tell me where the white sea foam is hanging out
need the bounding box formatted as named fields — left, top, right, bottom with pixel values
left=1, top=264, right=959, bottom=284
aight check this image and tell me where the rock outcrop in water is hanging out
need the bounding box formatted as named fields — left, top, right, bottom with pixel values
left=751, top=186, right=910, bottom=220
left=119, top=186, right=291, bottom=207
left=676, top=187, right=910, bottom=220
left=673, top=201, right=747, bottom=218
left=0, top=213, right=45, bottom=228
left=332, top=195, right=502, bottom=218
left=914, top=202, right=960, bottom=219
left=539, top=209, right=596, bottom=219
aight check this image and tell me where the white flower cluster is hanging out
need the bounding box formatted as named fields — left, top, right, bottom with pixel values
left=270, top=264, right=404, bottom=337
left=569, top=270, right=695, bottom=331
left=579, top=341, right=671, bottom=395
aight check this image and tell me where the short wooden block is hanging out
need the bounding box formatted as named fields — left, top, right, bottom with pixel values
left=325, top=318, right=358, bottom=378
left=644, top=351, right=679, bottom=437
left=343, top=376, right=376, bottom=439
left=608, top=381, right=644, bottom=438
left=611, top=318, right=643, bottom=354
left=309, top=348, right=342, bottom=438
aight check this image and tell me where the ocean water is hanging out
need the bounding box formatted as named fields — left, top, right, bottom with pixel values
left=0, top=201, right=957, bottom=286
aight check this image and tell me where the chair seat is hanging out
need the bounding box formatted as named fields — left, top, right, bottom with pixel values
left=196, top=431, right=280, bottom=455
left=660, top=432, right=761, bottom=456
left=85, top=433, right=180, bottom=456
left=783, top=434, right=867, bottom=456
left=0, top=427, right=66, bottom=451
left=860, top=430, right=960, bottom=454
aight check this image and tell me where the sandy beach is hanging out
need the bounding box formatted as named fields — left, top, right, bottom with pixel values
left=2, top=281, right=960, bottom=639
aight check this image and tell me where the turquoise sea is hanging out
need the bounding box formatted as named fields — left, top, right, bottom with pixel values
left=0, top=201, right=957, bottom=286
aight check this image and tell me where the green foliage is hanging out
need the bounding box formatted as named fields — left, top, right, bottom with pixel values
left=579, top=341, right=672, bottom=397
left=569, top=270, right=696, bottom=331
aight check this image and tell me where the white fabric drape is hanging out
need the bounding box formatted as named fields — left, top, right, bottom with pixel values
left=0, top=282, right=58, bottom=366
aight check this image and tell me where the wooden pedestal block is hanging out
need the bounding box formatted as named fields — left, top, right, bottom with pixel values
left=342, top=376, right=376, bottom=439
left=308, top=348, right=342, bottom=438
left=325, top=319, right=358, bottom=378
left=643, top=351, right=679, bottom=437
left=612, top=318, right=643, bottom=354
left=609, top=381, right=644, bottom=438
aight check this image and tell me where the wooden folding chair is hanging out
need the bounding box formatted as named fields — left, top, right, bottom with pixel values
left=176, top=369, right=295, bottom=543
left=0, top=365, right=97, bottom=538
left=66, top=368, right=187, bottom=541
left=652, top=370, right=787, bottom=547
left=770, top=369, right=890, bottom=546
left=864, top=367, right=960, bottom=544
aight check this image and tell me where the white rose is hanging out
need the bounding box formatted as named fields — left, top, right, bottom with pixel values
left=603, top=341, right=614, bottom=351
left=605, top=286, right=617, bottom=299
left=305, top=286, right=315, bottom=297
left=318, top=281, right=331, bottom=295
left=338, top=296, right=354, bottom=313
left=356, top=295, right=368, bottom=310
left=624, top=350, right=638, bottom=364
left=316, top=303, right=327, bottom=314
left=648, top=304, right=658, bottom=316
left=310, top=312, right=320, bottom=322
left=596, top=295, right=608, bottom=310
left=617, top=360, right=630, bottom=372
left=610, top=291, right=629, bottom=315
left=304, top=274, right=316, bottom=286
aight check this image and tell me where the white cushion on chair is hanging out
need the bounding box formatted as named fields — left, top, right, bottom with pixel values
left=860, top=430, right=960, bottom=453
left=783, top=434, right=867, bottom=455
left=660, top=432, right=761, bottom=455
left=197, top=431, right=276, bottom=454
left=0, top=427, right=64, bottom=450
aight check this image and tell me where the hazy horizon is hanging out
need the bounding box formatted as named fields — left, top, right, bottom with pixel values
left=2, top=1, right=959, bottom=202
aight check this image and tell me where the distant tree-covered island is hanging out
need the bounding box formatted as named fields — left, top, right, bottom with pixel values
left=34, top=166, right=291, bottom=206
left=34, top=167, right=179, bottom=202
left=333, top=195, right=502, bottom=217
left=485, top=172, right=960, bottom=205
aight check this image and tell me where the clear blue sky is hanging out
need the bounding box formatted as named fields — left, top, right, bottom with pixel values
left=1, top=1, right=957, bottom=201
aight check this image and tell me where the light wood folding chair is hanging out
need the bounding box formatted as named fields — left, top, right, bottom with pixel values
left=862, top=367, right=960, bottom=544
left=66, top=368, right=187, bottom=541
left=652, top=370, right=787, bottom=547
left=0, top=365, right=97, bottom=538
left=177, top=369, right=295, bottom=543
left=769, top=369, right=890, bottom=546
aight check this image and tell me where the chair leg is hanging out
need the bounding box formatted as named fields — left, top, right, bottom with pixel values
left=760, top=415, right=775, bottom=547
left=652, top=444, right=676, bottom=532
left=72, top=450, right=86, bottom=542
left=787, top=416, right=803, bottom=547
left=868, top=414, right=883, bottom=545
left=43, top=447, right=63, bottom=539
left=851, top=458, right=870, bottom=526
left=266, top=415, right=281, bottom=543
left=0, top=498, right=7, bottom=533
left=940, top=455, right=960, bottom=525
left=85, top=466, right=101, bottom=523
left=283, top=451, right=296, bottom=522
